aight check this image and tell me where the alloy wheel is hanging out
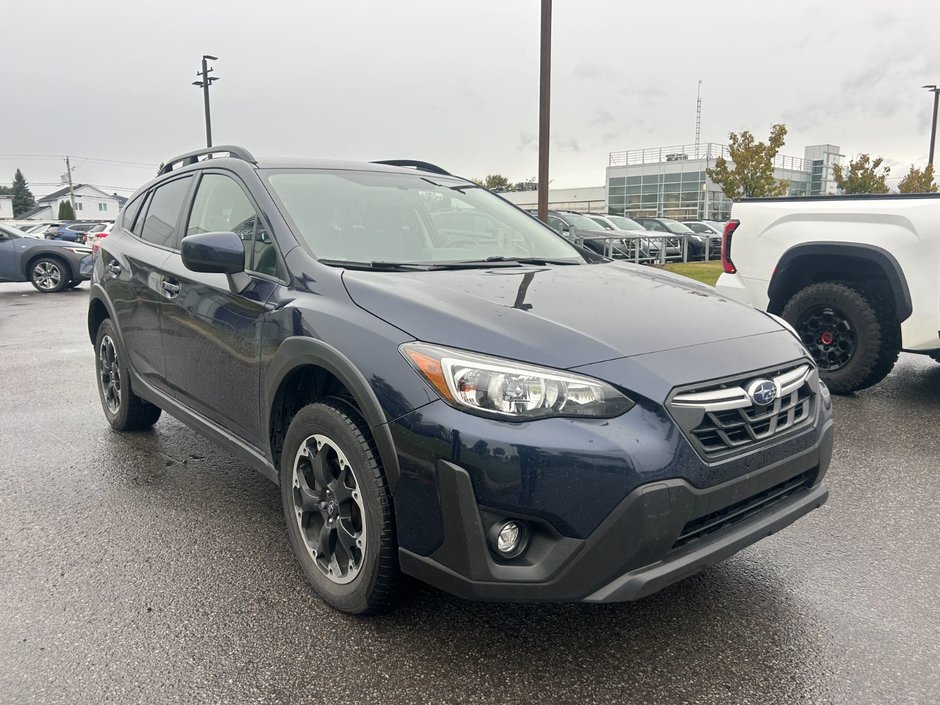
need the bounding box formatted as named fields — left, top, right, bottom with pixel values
left=32, top=261, right=62, bottom=291
left=291, top=434, right=367, bottom=585
left=797, top=305, right=857, bottom=371
left=98, top=335, right=122, bottom=414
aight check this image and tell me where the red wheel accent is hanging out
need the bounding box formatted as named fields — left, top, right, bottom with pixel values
left=820, top=331, right=835, bottom=345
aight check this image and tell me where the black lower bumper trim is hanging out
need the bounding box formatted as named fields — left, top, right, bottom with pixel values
left=584, top=482, right=828, bottom=602
left=398, top=421, right=832, bottom=603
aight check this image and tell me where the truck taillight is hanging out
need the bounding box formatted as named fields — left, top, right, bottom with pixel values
left=721, top=220, right=739, bottom=274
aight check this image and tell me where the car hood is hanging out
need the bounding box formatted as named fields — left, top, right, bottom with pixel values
left=342, top=262, right=782, bottom=369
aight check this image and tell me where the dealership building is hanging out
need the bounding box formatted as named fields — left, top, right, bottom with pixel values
left=606, top=142, right=842, bottom=222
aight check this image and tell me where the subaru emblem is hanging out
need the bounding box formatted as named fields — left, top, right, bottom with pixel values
left=747, top=379, right=778, bottom=406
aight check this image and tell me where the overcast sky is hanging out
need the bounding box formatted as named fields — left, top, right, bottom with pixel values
left=2, top=0, right=939, bottom=196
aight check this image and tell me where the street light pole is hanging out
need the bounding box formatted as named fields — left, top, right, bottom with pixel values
left=193, top=55, right=219, bottom=148
left=924, top=85, right=940, bottom=168
left=537, top=0, right=551, bottom=224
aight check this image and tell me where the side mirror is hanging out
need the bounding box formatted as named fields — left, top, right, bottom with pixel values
left=181, top=231, right=250, bottom=292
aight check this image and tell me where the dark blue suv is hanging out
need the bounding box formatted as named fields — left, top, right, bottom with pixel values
left=88, top=146, right=832, bottom=614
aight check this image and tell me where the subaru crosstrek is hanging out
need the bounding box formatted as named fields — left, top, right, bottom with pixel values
left=88, top=146, right=832, bottom=614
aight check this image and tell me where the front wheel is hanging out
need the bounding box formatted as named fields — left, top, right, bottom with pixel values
left=29, top=257, right=70, bottom=293
left=95, top=319, right=162, bottom=431
left=782, top=281, right=899, bottom=394
left=280, top=400, right=398, bottom=614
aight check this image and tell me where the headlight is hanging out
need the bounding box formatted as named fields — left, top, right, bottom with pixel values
left=401, top=343, right=634, bottom=420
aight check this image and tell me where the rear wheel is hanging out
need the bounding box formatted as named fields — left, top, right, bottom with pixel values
left=95, top=319, right=162, bottom=431
left=29, top=257, right=70, bottom=293
left=782, top=281, right=899, bottom=394
left=280, top=400, right=398, bottom=614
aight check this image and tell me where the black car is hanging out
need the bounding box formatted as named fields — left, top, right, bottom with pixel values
left=88, top=146, right=832, bottom=614
left=0, top=223, right=92, bottom=292
left=632, top=216, right=708, bottom=260
left=532, top=209, right=635, bottom=259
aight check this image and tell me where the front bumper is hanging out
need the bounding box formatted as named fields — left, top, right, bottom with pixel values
left=398, top=417, right=832, bottom=603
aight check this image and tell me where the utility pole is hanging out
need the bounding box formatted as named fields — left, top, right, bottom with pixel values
left=64, top=156, right=75, bottom=212
left=193, top=55, right=219, bottom=148
left=537, top=0, right=551, bottom=224
left=695, top=80, right=702, bottom=153
left=924, top=84, right=939, bottom=168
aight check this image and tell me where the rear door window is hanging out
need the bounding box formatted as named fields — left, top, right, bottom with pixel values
left=139, top=177, right=193, bottom=249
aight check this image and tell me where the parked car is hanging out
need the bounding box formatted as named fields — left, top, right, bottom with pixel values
left=46, top=222, right=104, bottom=244
left=0, top=222, right=92, bottom=292
left=87, top=222, right=113, bottom=251
left=529, top=209, right=635, bottom=259
left=585, top=214, right=681, bottom=261
left=89, top=146, right=832, bottom=614
left=632, top=217, right=705, bottom=260
left=684, top=220, right=727, bottom=236
left=716, top=193, right=940, bottom=392
left=19, top=222, right=62, bottom=238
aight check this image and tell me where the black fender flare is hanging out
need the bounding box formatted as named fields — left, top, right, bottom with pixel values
left=264, top=336, right=402, bottom=490
left=768, top=242, right=913, bottom=322
left=87, top=285, right=124, bottom=347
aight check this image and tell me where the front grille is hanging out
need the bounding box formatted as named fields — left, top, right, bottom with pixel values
left=672, top=469, right=817, bottom=550
left=669, top=363, right=817, bottom=459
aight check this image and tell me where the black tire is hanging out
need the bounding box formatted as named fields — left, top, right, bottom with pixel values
left=67, top=280, right=83, bottom=289
left=94, top=319, right=162, bottom=431
left=28, top=256, right=71, bottom=293
left=280, top=400, right=398, bottom=614
left=782, top=281, right=899, bottom=394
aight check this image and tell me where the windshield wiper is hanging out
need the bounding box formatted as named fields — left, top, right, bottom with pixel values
left=318, top=259, right=442, bottom=271
left=479, top=256, right=581, bottom=265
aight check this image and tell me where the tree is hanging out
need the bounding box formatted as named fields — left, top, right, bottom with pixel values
left=897, top=164, right=938, bottom=193
left=58, top=200, right=75, bottom=220
left=832, top=154, right=890, bottom=194
left=706, top=124, right=790, bottom=200
left=473, top=174, right=513, bottom=192
left=11, top=169, right=36, bottom=217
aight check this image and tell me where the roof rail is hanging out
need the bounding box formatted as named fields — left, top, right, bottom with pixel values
left=371, top=159, right=451, bottom=176
left=159, top=145, right=257, bottom=175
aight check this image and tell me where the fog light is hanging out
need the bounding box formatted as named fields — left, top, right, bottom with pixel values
left=488, top=520, right=529, bottom=560
left=497, top=522, right=521, bottom=553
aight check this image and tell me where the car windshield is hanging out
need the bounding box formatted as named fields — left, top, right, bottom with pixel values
left=607, top=215, right=644, bottom=231
left=658, top=218, right=695, bottom=234
left=265, top=170, right=584, bottom=265
left=560, top=213, right=603, bottom=231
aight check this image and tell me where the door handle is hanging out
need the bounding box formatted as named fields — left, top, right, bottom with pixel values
left=161, top=279, right=181, bottom=298
left=107, top=260, right=122, bottom=276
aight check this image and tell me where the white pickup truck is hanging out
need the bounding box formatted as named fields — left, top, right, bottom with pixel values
left=715, top=194, right=940, bottom=393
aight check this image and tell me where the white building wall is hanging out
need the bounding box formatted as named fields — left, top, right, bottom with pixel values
left=501, top=186, right=607, bottom=213
left=0, top=196, right=13, bottom=220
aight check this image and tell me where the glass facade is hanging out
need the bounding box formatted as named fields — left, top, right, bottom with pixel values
left=608, top=170, right=729, bottom=220
left=607, top=143, right=841, bottom=222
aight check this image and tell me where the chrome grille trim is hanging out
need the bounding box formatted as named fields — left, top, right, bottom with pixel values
left=672, top=364, right=811, bottom=413
left=667, top=362, right=818, bottom=459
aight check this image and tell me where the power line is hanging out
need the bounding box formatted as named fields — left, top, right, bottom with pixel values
left=0, top=153, right=158, bottom=169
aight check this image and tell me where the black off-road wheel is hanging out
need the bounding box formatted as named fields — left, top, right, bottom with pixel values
left=29, top=257, right=71, bottom=293
left=782, top=281, right=899, bottom=394
left=280, top=400, right=398, bottom=614
left=94, top=319, right=162, bottom=431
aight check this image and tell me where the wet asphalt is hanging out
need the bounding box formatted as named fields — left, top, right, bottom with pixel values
left=1, top=281, right=938, bottom=705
